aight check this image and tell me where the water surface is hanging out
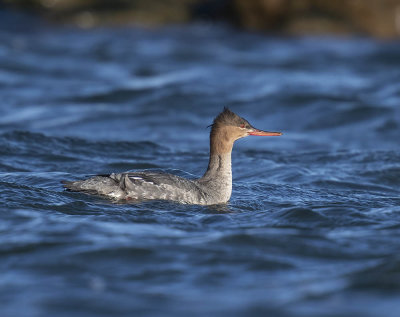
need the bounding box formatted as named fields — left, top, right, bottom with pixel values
left=1, top=18, right=400, bottom=317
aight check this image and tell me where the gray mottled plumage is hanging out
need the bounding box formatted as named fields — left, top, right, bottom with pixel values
left=63, top=155, right=231, bottom=205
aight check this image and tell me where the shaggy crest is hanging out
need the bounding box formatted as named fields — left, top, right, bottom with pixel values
left=211, top=107, right=250, bottom=128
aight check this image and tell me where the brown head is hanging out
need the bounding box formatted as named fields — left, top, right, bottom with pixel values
left=209, top=107, right=282, bottom=154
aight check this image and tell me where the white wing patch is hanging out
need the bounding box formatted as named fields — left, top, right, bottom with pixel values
left=128, top=175, right=156, bottom=185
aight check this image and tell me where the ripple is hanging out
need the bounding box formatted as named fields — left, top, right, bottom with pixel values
left=1, top=23, right=400, bottom=317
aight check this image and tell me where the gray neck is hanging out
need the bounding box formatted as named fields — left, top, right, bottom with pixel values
left=197, top=151, right=232, bottom=203
left=201, top=125, right=235, bottom=182
left=196, top=126, right=235, bottom=203
left=201, top=152, right=232, bottom=182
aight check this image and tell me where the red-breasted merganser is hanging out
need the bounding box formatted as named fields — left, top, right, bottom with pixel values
left=63, top=108, right=282, bottom=205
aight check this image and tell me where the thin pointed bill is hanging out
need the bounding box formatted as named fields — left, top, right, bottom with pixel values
left=248, top=129, right=282, bottom=136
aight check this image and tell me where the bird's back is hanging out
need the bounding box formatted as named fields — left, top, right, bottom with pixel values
left=64, top=171, right=209, bottom=204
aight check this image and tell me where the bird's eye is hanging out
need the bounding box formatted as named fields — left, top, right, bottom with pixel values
left=240, top=124, right=245, bottom=128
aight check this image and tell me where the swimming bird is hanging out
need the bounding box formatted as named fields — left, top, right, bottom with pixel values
left=63, top=108, right=282, bottom=205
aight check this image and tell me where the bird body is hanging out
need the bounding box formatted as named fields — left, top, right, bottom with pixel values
left=63, top=108, right=281, bottom=205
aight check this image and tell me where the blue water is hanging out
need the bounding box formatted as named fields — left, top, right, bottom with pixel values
left=1, top=16, right=400, bottom=317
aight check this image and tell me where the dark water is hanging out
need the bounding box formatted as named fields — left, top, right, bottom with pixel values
left=1, top=15, right=400, bottom=317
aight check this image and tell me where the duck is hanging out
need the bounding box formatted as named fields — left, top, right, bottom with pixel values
left=63, top=107, right=282, bottom=205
